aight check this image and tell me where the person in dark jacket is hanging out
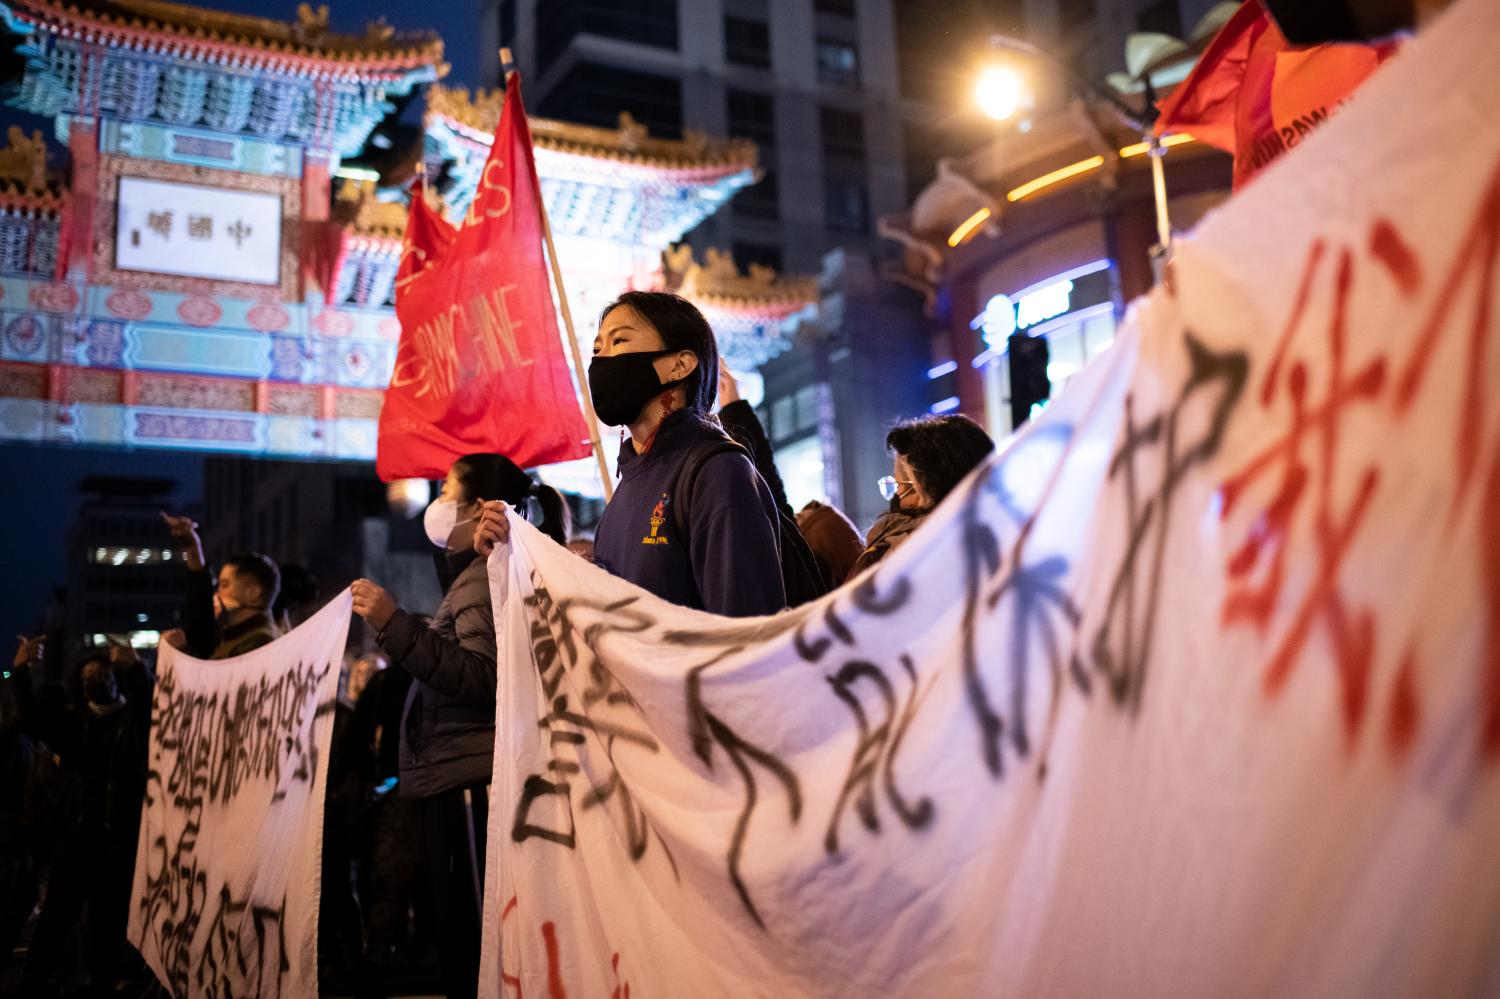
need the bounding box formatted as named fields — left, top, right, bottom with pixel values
left=1, top=637, right=56, bottom=985
left=350, top=453, right=567, bottom=999
left=162, top=512, right=282, bottom=659
left=20, top=643, right=153, bottom=995
left=716, top=358, right=795, bottom=522
left=850, top=414, right=996, bottom=578
left=475, top=291, right=786, bottom=617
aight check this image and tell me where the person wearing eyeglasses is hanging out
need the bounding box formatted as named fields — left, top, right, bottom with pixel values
left=850, top=414, right=996, bottom=580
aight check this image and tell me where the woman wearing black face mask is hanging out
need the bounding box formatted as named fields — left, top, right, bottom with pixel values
left=350, top=452, right=567, bottom=999
left=476, top=291, right=786, bottom=617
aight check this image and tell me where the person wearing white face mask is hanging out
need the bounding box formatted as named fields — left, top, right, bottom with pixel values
left=351, top=452, right=568, bottom=999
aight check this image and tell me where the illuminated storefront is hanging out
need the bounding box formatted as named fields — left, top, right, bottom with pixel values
left=881, top=34, right=1234, bottom=443
left=968, top=259, right=1119, bottom=437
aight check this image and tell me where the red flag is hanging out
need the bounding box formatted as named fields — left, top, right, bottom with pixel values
left=394, top=177, right=456, bottom=291
left=1156, top=1, right=1397, bottom=188
left=376, top=74, right=591, bottom=482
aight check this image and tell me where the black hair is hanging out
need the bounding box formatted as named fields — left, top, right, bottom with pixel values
left=273, top=563, right=318, bottom=620
left=224, top=553, right=281, bottom=609
left=67, top=650, right=112, bottom=706
left=452, top=453, right=570, bottom=546
left=885, top=414, right=996, bottom=506
left=452, top=452, right=534, bottom=505
left=598, top=290, right=719, bottom=413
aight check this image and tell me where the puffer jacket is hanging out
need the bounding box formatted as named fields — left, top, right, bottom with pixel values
left=848, top=509, right=927, bottom=581
left=377, top=547, right=496, bottom=800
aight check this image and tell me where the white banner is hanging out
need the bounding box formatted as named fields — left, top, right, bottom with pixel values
left=479, top=1, right=1500, bottom=995
left=128, top=591, right=350, bottom=998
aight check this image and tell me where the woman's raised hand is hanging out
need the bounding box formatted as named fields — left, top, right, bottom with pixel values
left=474, top=500, right=512, bottom=557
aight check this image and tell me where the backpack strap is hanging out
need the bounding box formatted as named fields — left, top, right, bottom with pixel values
left=671, top=437, right=748, bottom=543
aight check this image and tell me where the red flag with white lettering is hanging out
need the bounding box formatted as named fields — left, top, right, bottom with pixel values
left=1155, top=0, right=1397, bottom=189
left=376, top=75, right=591, bottom=482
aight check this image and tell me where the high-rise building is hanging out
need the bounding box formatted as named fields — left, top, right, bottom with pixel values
left=61, top=476, right=197, bottom=666
left=484, top=0, right=910, bottom=277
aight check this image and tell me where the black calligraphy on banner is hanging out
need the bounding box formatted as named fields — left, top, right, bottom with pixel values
left=510, top=582, right=680, bottom=874
left=135, top=657, right=331, bottom=999
left=501, top=343, right=1248, bottom=931
left=1087, top=335, right=1249, bottom=712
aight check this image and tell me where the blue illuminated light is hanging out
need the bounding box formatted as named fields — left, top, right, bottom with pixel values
left=930, top=396, right=961, bottom=414
left=927, top=360, right=958, bottom=379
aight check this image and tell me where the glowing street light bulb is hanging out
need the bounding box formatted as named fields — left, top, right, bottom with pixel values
left=976, top=66, right=1025, bottom=121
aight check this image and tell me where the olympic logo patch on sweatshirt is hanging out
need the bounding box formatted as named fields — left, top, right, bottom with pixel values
left=643, top=492, right=671, bottom=545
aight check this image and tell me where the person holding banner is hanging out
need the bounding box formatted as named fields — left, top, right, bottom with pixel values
left=475, top=291, right=786, bottom=618
left=351, top=452, right=567, bottom=999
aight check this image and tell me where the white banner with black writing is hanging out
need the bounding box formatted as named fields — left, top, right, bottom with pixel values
left=128, top=591, right=349, bottom=998
left=479, top=1, right=1500, bottom=994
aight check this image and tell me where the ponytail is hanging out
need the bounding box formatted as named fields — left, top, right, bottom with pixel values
left=531, top=484, right=571, bottom=545
left=451, top=452, right=570, bottom=545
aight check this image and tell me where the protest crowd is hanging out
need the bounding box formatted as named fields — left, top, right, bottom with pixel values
left=4, top=0, right=1499, bottom=995
left=1, top=287, right=998, bottom=998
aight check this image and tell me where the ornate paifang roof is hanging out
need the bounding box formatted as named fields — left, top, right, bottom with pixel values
left=0, top=0, right=445, bottom=77
left=335, top=178, right=412, bottom=243
left=427, top=84, right=758, bottom=175
left=664, top=246, right=818, bottom=367
left=665, top=245, right=817, bottom=313
left=425, top=86, right=757, bottom=249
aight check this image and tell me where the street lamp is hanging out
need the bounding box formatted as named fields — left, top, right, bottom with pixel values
left=975, top=65, right=1027, bottom=122
left=979, top=35, right=1173, bottom=253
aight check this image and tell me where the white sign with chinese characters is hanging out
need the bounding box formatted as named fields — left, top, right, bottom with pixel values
left=115, top=176, right=283, bottom=285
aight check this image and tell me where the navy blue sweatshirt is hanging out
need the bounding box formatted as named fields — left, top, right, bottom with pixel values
left=593, top=409, right=786, bottom=617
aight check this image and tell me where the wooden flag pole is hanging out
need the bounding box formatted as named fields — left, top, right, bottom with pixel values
left=503, top=49, right=614, bottom=501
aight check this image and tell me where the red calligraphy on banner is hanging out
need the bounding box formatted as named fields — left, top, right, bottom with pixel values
left=1222, top=156, right=1500, bottom=762
left=376, top=73, right=590, bottom=481
left=1221, top=246, right=1386, bottom=745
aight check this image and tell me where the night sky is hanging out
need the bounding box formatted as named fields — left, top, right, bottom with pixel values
left=0, top=1, right=486, bottom=653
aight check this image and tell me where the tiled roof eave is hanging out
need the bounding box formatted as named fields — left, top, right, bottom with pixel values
left=429, top=113, right=757, bottom=179
left=14, top=2, right=442, bottom=80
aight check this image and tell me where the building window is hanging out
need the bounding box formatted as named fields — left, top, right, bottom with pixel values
left=793, top=385, right=818, bottom=432
left=816, top=39, right=860, bottom=87
left=726, top=88, right=776, bottom=147
left=770, top=395, right=795, bottom=440
left=814, top=0, right=856, bottom=16
left=819, top=106, right=865, bottom=160
left=537, top=61, right=684, bottom=139
left=537, top=0, right=680, bottom=74
left=824, top=178, right=869, bottom=232
left=1135, top=0, right=1181, bottom=37
left=732, top=241, right=783, bottom=273
left=1059, top=0, right=1095, bottom=31
left=724, top=16, right=771, bottom=68
left=733, top=170, right=779, bottom=220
